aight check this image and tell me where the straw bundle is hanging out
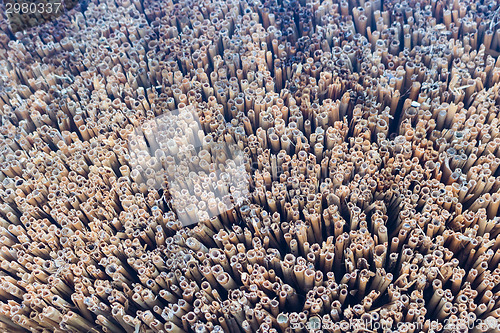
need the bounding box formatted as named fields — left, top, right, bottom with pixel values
left=0, top=0, right=499, bottom=332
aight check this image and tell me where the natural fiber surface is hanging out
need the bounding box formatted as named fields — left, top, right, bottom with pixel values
left=0, top=0, right=499, bottom=332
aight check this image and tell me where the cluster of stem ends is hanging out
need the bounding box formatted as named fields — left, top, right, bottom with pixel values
left=0, top=0, right=500, bottom=332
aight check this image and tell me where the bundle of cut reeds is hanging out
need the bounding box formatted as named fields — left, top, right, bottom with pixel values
left=0, top=0, right=499, bottom=332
